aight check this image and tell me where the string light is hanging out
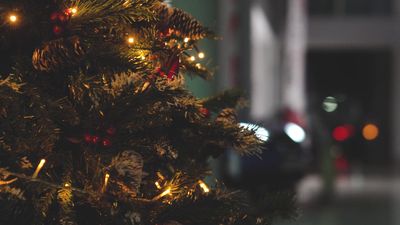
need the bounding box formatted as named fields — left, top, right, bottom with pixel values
left=102, top=173, right=110, bottom=193
left=196, top=63, right=201, bottom=69
left=67, top=7, right=78, bottom=16
left=198, top=52, right=205, bottom=59
left=64, top=183, right=71, bottom=188
left=155, top=181, right=162, bottom=189
left=190, top=56, right=196, bottom=61
left=153, top=187, right=171, bottom=200
left=8, top=14, right=18, bottom=23
left=184, top=37, right=190, bottom=43
left=71, top=8, right=78, bottom=14
left=141, top=81, right=150, bottom=92
left=32, top=159, right=46, bottom=178
left=198, top=180, right=210, bottom=193
left=127, top=36, right=135, bottom=44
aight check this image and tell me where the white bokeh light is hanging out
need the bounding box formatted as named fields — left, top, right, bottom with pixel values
left=322, top=96, right=338, bottom=112
left=284, top=122, right=306, bottom=143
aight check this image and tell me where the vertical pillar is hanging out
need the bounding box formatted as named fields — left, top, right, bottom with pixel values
left=249, top=0, right=280, bottom=121
left=282, top=0, right=308, bottom=122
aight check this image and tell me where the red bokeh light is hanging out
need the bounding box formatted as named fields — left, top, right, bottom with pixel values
left=332, top=124, right=354, bottom=142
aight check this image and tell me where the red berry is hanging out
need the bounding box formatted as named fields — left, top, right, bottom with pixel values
left=106, top=127, right=117, bottom=136
left=102, top=138, right=112, bottom=148
left=84, top=134, right=92, bottom=143
left=92, top=136, right=101, bottom=144
left=64, top=8, right=72, bottom=16
left=53, top=25, right=63, bottom=35
left=199, top=108, right=210, bottom=117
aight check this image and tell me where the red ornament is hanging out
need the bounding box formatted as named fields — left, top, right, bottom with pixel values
left=167, top=58, right=179, bottom=79
left=64, top=8, right=74, bottom=17
left=84, top=134, right=92, bottom=143
left=157, top=56, right=180, bottom=80
left=199, top=107, right=210, bottom=118
left=102, top=138, right=112, bottom=148
left=106, top=127, right=117, bottom=136
left=92, top=136, right=101, bottom=144
left=156, top=67, right=166, bottom=78
left=53, top=25, right=63, bottom=35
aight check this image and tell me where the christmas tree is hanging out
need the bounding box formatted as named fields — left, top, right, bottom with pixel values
left=0, top=0, right=295, bottom=224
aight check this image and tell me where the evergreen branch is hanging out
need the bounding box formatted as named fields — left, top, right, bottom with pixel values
left=201, top=89, right=246, bottom=112
left=181, top=58, right=213, bottom=80
left=156, top=3, right=214, bottom=40
left=68, top=0, right=157, bottom=31
left=32, top=36, right=84, bottom=72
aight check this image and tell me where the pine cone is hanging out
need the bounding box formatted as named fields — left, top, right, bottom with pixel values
left=156, top=4, right=213, bottom=40
left=110, top=150, right=144, bottom=192
left=215, top=108, right=237, bottom=124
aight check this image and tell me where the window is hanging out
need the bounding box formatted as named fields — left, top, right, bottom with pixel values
left=308, top=0, right=392, bottom=16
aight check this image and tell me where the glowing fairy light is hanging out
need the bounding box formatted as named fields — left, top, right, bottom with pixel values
left=155, top=181, right=162, bottom=189
left=198, top=180, right=210, bottom=193
left=32, top=159, right=46, bottom=178
left=141, top=81, right=150, bottom=92
left=190, top=56, right=196, bottom=61
left=184, top=37, right=190, bottom=43
left=102, top=173, right=110, bottom=193
left=127, top=36, right=135, bottom=44
left=153, top=188, right=172, bottom=200
left=8, top=14, right=18, bottom=24
left=198, top=52, right=205, bottom=59
left=64, top=183, right=71, bottom=188
left=66, top=7, right=78, bottom=16
left=70, top=7, right=78, bottom=14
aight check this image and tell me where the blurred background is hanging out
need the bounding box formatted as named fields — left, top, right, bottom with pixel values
left=172, top=0, right=399, bottom=224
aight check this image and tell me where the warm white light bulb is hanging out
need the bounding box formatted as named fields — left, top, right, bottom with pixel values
left=184, top=37, right=190, bottom=43
left=70, top=7, right=78, bottom=14
left=198, top=52, right=205, bottom=59
left=127, top=37, right=135, bottom=44
left=9, top=14, right=18, bottom=23
left=190, top=56, right=196, bottom=61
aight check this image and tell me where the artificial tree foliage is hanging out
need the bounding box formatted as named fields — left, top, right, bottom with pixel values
left=0, top=1, right=295, bottom=224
